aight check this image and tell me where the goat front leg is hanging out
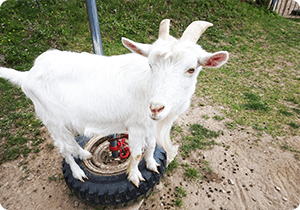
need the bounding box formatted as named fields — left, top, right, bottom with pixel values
left=144, top=134, right=160, bottom=174
left=127, top=128, right=145, bottom=188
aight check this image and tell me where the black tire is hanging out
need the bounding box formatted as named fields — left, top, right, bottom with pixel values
left=62, top=135, right=167, bottom=205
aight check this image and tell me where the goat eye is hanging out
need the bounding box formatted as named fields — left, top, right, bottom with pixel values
left=149, top=64, right=152, bottom=69
left=187, top=68, right=195, bottom=74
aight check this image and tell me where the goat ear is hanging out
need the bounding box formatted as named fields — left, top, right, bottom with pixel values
left=199, top=51, right=229, bottom=68
left=122, top=37, right=151, bottom=57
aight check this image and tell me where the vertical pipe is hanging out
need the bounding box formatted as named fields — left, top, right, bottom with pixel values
left=109, top=134, right=119, bottom=158
left=86, top=0, right=119, bottom=158
left=271, top=0, right=278, bottom=11
left=86, top=0, right=104, bottom=55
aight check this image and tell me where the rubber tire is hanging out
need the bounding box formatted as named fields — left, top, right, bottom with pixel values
left=62, top=135, right=167, bottom=205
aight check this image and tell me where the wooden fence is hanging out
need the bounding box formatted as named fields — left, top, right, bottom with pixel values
left=270, top=0, right=300, bottom=18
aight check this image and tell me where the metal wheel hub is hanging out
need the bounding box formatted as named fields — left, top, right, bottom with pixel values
left=83, top=134, right=130, bottom=175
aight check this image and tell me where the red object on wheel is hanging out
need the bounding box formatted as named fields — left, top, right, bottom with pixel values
left=108, top=138, right=130, bottom=159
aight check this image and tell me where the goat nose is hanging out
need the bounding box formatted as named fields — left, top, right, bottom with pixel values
left=150, top=104, right=165, bottom=117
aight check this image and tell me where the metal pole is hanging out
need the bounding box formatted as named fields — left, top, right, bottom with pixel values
left=271, top=0, right=278, bottom=12
left=86, top=0, right=104, bottom=55
left=109, top=134, right=119, bottom=158
left=86, top=1, right=119, bottom=157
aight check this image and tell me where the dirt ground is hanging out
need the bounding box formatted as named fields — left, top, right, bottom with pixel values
left=1, top=96, right=300, bottom=210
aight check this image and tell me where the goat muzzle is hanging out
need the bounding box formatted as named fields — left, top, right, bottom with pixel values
left=149, top=104, right=165, bottom=118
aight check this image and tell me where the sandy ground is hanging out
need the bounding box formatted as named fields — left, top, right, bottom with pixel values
left=1, top=96, right=300, bottom=210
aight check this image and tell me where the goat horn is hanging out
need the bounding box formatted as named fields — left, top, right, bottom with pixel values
left=158, top=19, right=170, bottom=40
left=180, top=21, right=213, bottom=43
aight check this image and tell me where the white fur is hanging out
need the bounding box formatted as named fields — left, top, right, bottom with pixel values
left=0, top=20, right=229, bottom=186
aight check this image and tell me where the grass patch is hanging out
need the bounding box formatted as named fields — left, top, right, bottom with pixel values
left=287, top=122, right=300, bottom=129
left=278, top=109, right=294, bottom=117
left=198, top=102, right=205, bottom=106
left=174, top=199, right=183, bottom=207
left=173, top=186, right=186, bottom=207
left=213, top=115, right=225, bottom=121
left=182, top=163, right=199, bottom=179
left=225, top=122, right=237, bottom=130
left=200, top=159, right=213, bottom=173
left=46, top=142, right=54, bottom=150
left=48, top=173, right=64, bottom=182
left=181, top=124, right=220, bottom=157
left=189, top=124, right=220, bottom=139
left=174, top=186, right=187, bottom=198
left=239, top=92, right=271, bottom=112
left=292, top=108, right=300, bottom=115
left=172, top=125, right=183, bottom=133
left=184, top=167, right=199, bottom=179
left=165, top=157, right=179, bottom=174
left=202, top=115, right=210, bottom=120
left=282, top=144, right=300, bottom=154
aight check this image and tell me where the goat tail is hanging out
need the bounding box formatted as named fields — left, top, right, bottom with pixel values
left=155, top=114, right=179, bottom=164
left=0, top=67, right=28, bottom=87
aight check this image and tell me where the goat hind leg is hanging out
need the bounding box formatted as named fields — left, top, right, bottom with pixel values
left=48, top=126, right=90, bottom=181
left=65, top=153, right=88, bottom=182
left=75, top=144, right=92, bottom=160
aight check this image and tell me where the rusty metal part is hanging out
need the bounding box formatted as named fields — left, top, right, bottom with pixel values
left=83, top=134, right=131, bottom=175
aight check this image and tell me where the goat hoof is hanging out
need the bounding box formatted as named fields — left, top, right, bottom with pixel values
left=133, top=177, right=145, bottom=188
left=149, top=167, right=160, bottom=174
left=128, top=170, right=145, bottom=188
left=146, top=159, right=160, bottom=174
left=153, top=169, right=160, bottom=174
left=132, top=180, right=140, bottom=188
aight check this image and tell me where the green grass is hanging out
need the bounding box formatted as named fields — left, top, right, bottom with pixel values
left=165, top=157, right=179, bottom=175
left=174, top=186, right=187, bottom=198
left=182, top=160, right=213, bottom=181
left=213, top=115, right=225, bottom=121
left=288, top=122, right=300, bottom=129
left=189, top=124, right=220, bottom=139
left=0, top=0, right=299, bottom=164
left=46, top=142, right=55, bottom=150
left=202, top=115, right=210, bottom=120
left=48, top=173, right=64, bottom=182
left=172, top=124, right=183, bottom=133
left=173, top=186, right=187, bottom=207
left=174, top=198, right=183, bottom=207
left=226, top=122, right=237, bottom=130
left=181, top=124, right=221, bottom=158
left=282, top=144, right=300, bottom=154
left=184, top=166, right=199, bottom=179
left=200, top=159, right=213, bottom=173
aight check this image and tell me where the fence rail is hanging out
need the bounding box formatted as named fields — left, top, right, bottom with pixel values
left=270, top=0, right=300, bottom=18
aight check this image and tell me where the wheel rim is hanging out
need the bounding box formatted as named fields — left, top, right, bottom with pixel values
left=83, top=134, right=131, bottom=176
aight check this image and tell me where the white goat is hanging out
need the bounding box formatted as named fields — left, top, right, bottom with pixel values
left=0, top=19, right=228, bottom=187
